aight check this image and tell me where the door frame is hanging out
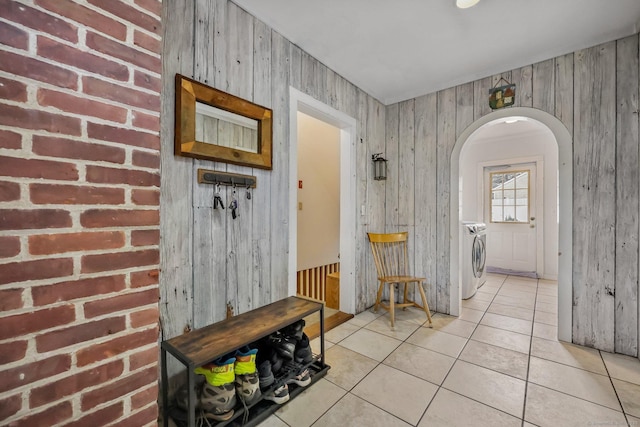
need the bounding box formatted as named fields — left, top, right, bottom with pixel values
left=478, top=157, right=544, bottom=277
left=288, top=87, right=357, bottom=314
left=450, top=107, right=572, bottom=342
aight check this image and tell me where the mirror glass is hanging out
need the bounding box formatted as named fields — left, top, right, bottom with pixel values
left=195, top=102, right=259, bottom=153
left=175, top=74, right=272, bottom=170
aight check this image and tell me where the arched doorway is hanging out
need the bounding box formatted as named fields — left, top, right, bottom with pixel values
left=449, top=107, right=573, bottom=342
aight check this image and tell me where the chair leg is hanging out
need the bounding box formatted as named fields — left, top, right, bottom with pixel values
left=417, top=282, right=433, bottom=327
left=388, top=283, right=395, bottom=328
left=402, top=282, right=409, bottom=310
left=374, top=280, right=384, bottom=312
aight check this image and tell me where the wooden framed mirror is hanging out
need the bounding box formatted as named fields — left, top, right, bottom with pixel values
left=175, top=74, right=273, bottom=170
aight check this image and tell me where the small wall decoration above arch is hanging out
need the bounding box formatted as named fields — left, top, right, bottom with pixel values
left=489, top=78, right=516, bottom=110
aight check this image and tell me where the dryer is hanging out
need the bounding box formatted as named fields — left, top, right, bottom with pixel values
left=460, top=221, right=487, bottom=299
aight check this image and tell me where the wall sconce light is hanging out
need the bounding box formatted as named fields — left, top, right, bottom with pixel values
left=372, top=153, right=387, bottom=180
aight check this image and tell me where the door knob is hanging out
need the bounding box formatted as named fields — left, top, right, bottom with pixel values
left=530, top=225, right=535, bottom=228
left=530, top=217, right=535, bottom=221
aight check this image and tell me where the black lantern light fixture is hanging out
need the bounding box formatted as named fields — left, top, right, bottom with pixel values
left=372, top=153, right=387, bottom=180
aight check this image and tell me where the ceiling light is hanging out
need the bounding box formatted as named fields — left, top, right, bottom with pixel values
left=504, top=116, right=528, bottom=124
left=456, top=0, right=480, bottom=9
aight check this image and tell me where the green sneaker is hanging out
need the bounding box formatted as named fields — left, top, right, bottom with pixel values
left=194, top=357, right=237, bottom=421
left=234, top=347, right=261, bottom=405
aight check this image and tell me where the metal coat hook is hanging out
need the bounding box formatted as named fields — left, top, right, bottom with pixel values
left=197, top=168, right=257, bottom=189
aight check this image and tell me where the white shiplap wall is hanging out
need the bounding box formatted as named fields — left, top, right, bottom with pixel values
left=160, top=0, right=386, bottom=352
left=160, top=0, right=639, bottom=360
left=386, top=36, right=639, bottom=357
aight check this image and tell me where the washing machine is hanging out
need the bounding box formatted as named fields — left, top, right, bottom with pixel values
left=460, top=221, right=487, bottom=299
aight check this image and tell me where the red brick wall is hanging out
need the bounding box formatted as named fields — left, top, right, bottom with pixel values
left=0, top=0, right=162, bottom=425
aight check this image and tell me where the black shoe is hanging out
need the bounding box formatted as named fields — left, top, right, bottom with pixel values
left=269, top=333, right=296, bottom=360
left=282, top=319, right=305, bottom=341
left=294, top=333, right=313, bottom=364
left=257, top=359, right=274, bottom=390
left=267, top=347, right=284, bottom=374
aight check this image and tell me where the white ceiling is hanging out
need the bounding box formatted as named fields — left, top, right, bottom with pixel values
left=232, top=0, right=640, bottom=105
left=470, top=117, right=552, bottom=144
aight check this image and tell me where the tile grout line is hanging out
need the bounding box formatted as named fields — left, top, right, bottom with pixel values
left=598, top=349, right=632, bottom=426
left=413, top=275, right=510, bottom=426
left=304, top=319, right=371, bottom=427
left=523, top=286, right=630, bottom=419
left=327, top=299, right=490, bottom=426
left=419, top=275, right=546, bottom=425
left=292, top=278, right=631, bottom=427
left=520, top=275, right=540, bottom=427
left=311, top=313, right=414, bottom=427
left=305, top=275, right=571, bottom=427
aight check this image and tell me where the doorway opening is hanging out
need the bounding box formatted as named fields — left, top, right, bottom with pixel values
left=451, top=107, right=573, bottom=342
left=288, top=87, right=357, bottom=325
left=482, top=161, right=543, bottom=277
left=295, top=111, right=341, bottom=307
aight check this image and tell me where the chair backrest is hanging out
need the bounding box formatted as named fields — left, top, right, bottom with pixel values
left=367, top=232, right=410, bottom=278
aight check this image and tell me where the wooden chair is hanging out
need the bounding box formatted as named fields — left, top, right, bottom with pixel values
left=367, top=232, right=433, bottom=328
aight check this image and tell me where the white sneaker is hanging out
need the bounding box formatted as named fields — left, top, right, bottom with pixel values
left=286, top=368, right=311, bottom=387
left=263, top=384, right=289, bottom=404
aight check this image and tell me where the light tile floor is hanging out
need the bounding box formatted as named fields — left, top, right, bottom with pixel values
left=259, top=274, right=640, bottom=427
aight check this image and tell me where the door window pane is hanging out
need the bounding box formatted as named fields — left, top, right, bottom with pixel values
left=492, top=207, right=502, bottom=222
left=503, top=174, right=516, bottom=189
left=489, top=170, right=530, bottom=223
left=503, top=206, right=515, bottom=222
left=504, top=189, right=515, bottom=204
left=516, top=206, right=528, bottom=222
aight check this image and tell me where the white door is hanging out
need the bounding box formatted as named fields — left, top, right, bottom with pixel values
left=484, top=163, right=537, bottom=273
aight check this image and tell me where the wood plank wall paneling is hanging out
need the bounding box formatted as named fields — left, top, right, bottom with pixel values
left=414, top=93, right=438, bottom=311
left=473, top=76, right=492, bottom=120
left=385, top=103, right=400, bottom=232
left=399, top=100, right=416, bottom=301
left=160, top=0, right=194, bottom=337
left=193, top=0, right=223, bottom=330
left=161, top=0, right=640, bottom=360
left=252, top=19, right=273, bottom=308
left=399, top=100, right=416, bottom=230
left=384, top=103, right=400, bottom=302
left=300, top=51, right=317, bottom=100
left=513, top=65, right=533, bottom=108
left=555, top=54, right=574, bottom=136
left=364, top=97, right=387, bottom=312
left=573, top=41, right=617, bottom=351
left=160, top=0, right=195, bottom=388
left=355, top=90, right=370, bottom=312
left=615, top=35, right=639, bottom=356
left=388, top=36, right=639, bottom=357
left=456, top=82, right=474, bottom=140
left=436, top=87, right=456, bottom=313
left=533, top=59, right=555, bottom=115
left=270, top=30, right=290, bottom=302
left=289, top=44, right=302, bottom=94
left=225, top=1, right=255, bottom=316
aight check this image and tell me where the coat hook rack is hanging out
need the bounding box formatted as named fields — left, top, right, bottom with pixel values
left=197, top=169, right=257, bottom=188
